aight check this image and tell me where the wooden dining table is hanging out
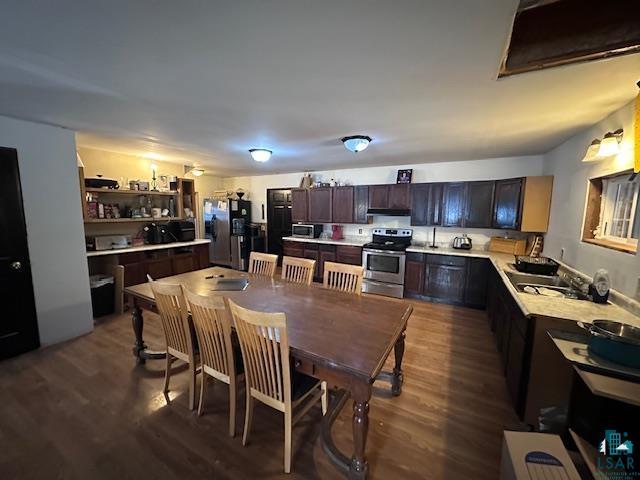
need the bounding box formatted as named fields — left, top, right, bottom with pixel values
left=125, top=267, right=413, bottom=479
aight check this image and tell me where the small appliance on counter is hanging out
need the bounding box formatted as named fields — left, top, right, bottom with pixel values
left=87, top=235, right=132, bottom=251
left=514, top=256, right=559, bottom=276
left=588, top=269, right=610, bottom=304
left=292, top=223, right=323, bottom=239
left=331, top=224, right=344, bottom=240
left=144, top=223, right=171, bottom=244
left=84, top=176, right=118, bottom=189
left=167, top=220, right=196, bottom=242
left=452, top=234, right=472, bottom=250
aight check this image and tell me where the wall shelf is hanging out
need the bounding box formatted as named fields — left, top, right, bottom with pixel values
left=85, top=188, right=179, bottom=196
left=84, top=217, right=182, bottom=224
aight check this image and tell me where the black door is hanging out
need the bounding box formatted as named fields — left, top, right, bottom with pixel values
left=266, top=188, right=292, bottom=262
left=0, top=147, right=39, bottom=359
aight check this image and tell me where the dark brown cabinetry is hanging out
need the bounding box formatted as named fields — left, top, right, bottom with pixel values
left=464, top=181, right=495, bottom=228
left=442, top=182, right=466, bottom=227
left=291, top=188, right=308, bottom=223
left=464, top=257, right=490, bottom=308
left=354, top=186, right=369, bottom=224
left=410, top=183, right=443, bottom=226
left=493, top=178, right=523, bottom=229
left=283, top=240, right=362, bottom=282
left=404, top=253, right=425, bottom=296
left=308, top=187, right=333, bottom=223
left=368, top=185, right=389, bottom=209
left=388, top=184, right=410, bottom=209
left=424, top=255, right=467, bottom=303
left=332, top=186, right=354, bottom=224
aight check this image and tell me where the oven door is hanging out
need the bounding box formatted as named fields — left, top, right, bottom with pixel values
left=291, top=224, right=312, bottom=238
left=362, top=249, right=406, bottom=284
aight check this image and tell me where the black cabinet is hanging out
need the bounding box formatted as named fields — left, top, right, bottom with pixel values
left=464, top=181, right=495, bottom=228
left=291, top=189, right=308, bottom=223
left=493, top=178, right=523, bottom=229
left=464, top=257, right=490, bottom=308
left=424, top=263, right=466, bottom=303
left=410, top=183, right=443, bottom=226
left=442, top=182, right=466, bottom=227
left=404, top=252, right=425, bottom=296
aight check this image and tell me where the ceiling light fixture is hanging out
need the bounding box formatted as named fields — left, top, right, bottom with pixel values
left=341, top=135, right=372, bottom=153
left=191, top=168, right=205, bottom=177
left=249, top=148, right=272, bottom=162
left=597, top=129, right=624, bottom=158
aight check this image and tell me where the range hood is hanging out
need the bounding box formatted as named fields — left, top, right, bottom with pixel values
left=367, top=208, right=411, bottom=216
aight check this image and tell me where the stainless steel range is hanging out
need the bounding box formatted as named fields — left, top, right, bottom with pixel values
left=362, top=228, right=412, bottom=298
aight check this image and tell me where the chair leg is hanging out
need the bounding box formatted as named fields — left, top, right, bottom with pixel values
left=284, top=407, right=292, bottom=474
left=163, top=354, right=172, bottom=402
left=229, top=380, right=237, bottom=437
left=242, top=394, right=254, bottom=446
left=188, top=361, right=197, bottom=411
left=321, top=381, right=328, bottom=416
left=197, top=372, right=207, bottom=416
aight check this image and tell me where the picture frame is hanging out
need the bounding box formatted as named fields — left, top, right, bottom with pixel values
left=396, top=169, right=413, bottom=184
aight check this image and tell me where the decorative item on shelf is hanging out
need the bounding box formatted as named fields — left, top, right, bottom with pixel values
left=299, top=173, right=313, bottom=188
left=169, top=176, right=178, bottom=190
left=157, top=174, right=169, bottom=191
left=236, top=189, right=245, bottom=199
left=138, top=181, right=149, bottom=191
left=150, top=164, right=158, bottom=191
left=341, top=135, right=372, bottom=153
left=396, top=169, right=413, bottom=184
left=249, top=148, right=272, bottom=162
left=329, top=178, right=336, bottom=187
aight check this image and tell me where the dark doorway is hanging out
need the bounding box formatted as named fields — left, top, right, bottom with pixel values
left=266, top=188, right=292, bottom=262
left=0, top=147, right=40, bottom=359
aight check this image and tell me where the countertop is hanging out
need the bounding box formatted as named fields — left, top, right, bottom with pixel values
left=86, top=239, right=211, bottom=257
left=284, top=236, right=640, bottom=327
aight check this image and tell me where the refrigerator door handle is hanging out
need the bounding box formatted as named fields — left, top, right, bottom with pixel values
left=211, top=214, right=217, bottom=239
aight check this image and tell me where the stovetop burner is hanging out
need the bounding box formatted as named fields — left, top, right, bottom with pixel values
left=363, top=228, right=413, bottom=252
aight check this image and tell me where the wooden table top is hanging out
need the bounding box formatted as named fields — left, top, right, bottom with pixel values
left=125, top=267, right=413, bottom=382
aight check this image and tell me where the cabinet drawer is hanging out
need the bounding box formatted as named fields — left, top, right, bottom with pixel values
left=426, top=254, right=467, bottom=267
left=335, top=245, right=362, bottom=265
left=303, top=243, right=319, bottom=252
left=118, top=252, right=144, bottom=264
left=406, top=252, right=425, bottom=263
left=283, top=240, right=305, bottom=257
left=319, top=244, right=336, bottom=253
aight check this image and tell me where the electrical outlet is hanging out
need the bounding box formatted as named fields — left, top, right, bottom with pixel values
left=358, top=228, right=363, bottom=235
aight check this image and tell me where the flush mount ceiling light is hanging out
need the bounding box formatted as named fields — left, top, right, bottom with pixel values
left=582, top=139, right=602, bottom=162
left=597, top=129, right=624, bottom=157
left=249, top=148, right=272, bottom=162
left=341, top=135, right=372, bottom=153
left=191, top=168, right=205, bottom=177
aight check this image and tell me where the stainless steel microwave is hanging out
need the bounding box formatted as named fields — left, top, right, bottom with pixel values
left=291, top=223, right=323, bottom=238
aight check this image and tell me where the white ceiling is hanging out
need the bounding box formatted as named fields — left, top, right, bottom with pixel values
left=0, top=0, right=638, bottom=177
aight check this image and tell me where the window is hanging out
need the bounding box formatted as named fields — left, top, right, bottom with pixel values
left=582, top=171, right=639, bottom=254
left=598, top=175, right=639, bottom=247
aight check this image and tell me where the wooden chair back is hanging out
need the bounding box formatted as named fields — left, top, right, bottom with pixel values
left=248, top=252, right=278, bottom=277
left=183, top=289, right=235, bottom=383
left=228, top=299, right=291, bottom=411
left=281, top=256, right=315, bottom=285
left=323, top=261, right=364, bottom=295
left=148, top=276, right=193, bottom=361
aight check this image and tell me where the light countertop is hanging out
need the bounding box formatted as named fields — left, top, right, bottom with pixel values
left=86, top=239, right=211, bottom=257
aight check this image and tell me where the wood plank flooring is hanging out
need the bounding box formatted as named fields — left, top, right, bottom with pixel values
left=0, top=299, right=519, bottom=479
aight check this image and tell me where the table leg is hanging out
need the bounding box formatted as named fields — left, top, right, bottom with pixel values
left=349, top=383, right=371, bottom=480
left=392, top=330, right=406, bottom=396
left=132, top=306, right=147, bottom=364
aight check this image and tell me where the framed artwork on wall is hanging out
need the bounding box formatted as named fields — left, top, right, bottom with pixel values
left=396, top=169, right=413, bottom=184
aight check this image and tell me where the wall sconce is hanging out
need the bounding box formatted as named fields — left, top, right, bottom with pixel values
left=581, top=129, right=623, bottom=162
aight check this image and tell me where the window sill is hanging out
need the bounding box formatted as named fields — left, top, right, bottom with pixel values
left=582, top=238, right=637, bottom=254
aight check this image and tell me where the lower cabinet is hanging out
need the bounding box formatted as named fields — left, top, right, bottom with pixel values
left=283, top=240, right=362, bottom=283
left=404, top=253, right=488, bottom=308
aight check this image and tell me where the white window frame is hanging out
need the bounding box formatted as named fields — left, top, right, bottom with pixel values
left=597, top=174, right=639, bottom=247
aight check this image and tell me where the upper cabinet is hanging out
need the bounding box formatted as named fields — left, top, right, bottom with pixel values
left=410, top=183, right=443, bottom=226
left=520, top=176, right=553, bottom=233
left=332, top=186, right=354, bottom=224
left=368, top=184, right=410, bottom=211
left=354, top=185, right=369, bottom=224
left=442, top=182, right=466, bottom=227
left=464, top=181, right=495, bottom=228
left=291, top=188, right=308, bottom=223
left=308, top=187, right=333, bottom=223
left=493, top=178, right=523, bottom=229
left=368, top=185, right=389, bottom=209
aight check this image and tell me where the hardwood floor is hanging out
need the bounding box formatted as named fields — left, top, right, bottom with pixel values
left=0, top=299, right=519, bottom=479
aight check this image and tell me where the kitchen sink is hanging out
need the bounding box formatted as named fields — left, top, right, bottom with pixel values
left=505, top=271, right=591, bottom=301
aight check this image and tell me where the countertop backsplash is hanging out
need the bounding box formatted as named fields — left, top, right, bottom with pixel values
left=319, top=215, right=529, bottom=250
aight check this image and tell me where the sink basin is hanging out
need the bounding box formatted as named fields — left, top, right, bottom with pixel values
left=505, top=271, right=591, bottom=301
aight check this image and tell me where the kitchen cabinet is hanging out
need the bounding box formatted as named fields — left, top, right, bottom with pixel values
left=354, top=186, right=369, bottom=224
left=335, top=245, right=362, bottom=265
left=404, top=252, right=425, bottom=296
left=123, top=262, right=146, bottom=287
left=283, top=239, right=304, bottom=258
left=146, top=258, right=173, bottom=279
left=442, top=182, right=466, bottom=227
left=308, top=187, right=333, bottom=223
left=464, top=257, right=490, bottom=308
left=318, top=245, right=336, bottom=281
left=283, top=240, right=362, bottom=282
left=195, top=244, right=210, bottom=269
left=410, top=183, right=443, bottom=226
left=464, top=181, right=495, bottom=228
left=302, top=243, right=320, bottom=279
left=291, top=188, right=308, bottom=223
left=332, top=186, right=354, bottom=224
left=172, top=254, right=195, bottom=275
left=368, top=185, right=389, bottom=209
left=424, top=262, right=466, bottom=304
left=493, top=178, right=523, bottom=229
left=388, top=184, right=410, bottom=209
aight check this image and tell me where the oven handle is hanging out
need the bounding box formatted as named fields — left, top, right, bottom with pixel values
left=363, top=248, right=406, bottom=256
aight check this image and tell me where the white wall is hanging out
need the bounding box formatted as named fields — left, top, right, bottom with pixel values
left=543, top=100, right=640, bottom=299
left=0, top=116, right=93, bottom=346
left=224, top=155, right=545, bottom=248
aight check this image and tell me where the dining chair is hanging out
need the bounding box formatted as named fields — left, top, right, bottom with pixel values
left=322, top=261, right=364, bottom=295
left=184, top=289, right=242, bottom=436
left=147, top=275, right=198, bottom=410
left=248, top=252, right=278, bottom=277
left=281, top=256, right=316, bottom=285
left=228, top=299, right=327, bottom=474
